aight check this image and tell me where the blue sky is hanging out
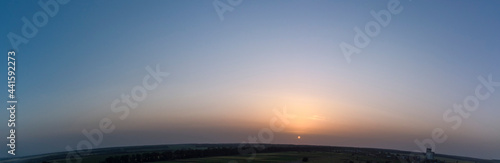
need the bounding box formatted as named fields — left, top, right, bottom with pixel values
left=1, top=0, right=500, bottom=159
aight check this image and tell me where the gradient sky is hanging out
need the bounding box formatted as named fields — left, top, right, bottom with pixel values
left=1, top=0, right=499, bottom=160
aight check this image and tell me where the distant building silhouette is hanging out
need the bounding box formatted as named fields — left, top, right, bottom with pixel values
left=425, top=148, right=434, bottom=160
left=422, top=148, right=442, bottom=163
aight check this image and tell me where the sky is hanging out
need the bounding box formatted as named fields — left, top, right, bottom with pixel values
left=1, top=0, right=500, bottom=160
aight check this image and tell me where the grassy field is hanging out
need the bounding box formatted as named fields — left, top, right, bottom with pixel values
left=7, top=144, right=490, bottom=163
left=46, top=151, right=479, bottom=163
left=152, top=151, right=475, bottom=163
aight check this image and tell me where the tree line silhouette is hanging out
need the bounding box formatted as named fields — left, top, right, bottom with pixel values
left=101, top=147, right=237, bottom=163
left=99, top=145, right=330, bottom=163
